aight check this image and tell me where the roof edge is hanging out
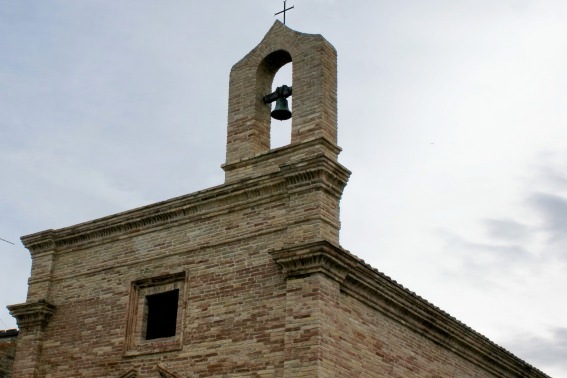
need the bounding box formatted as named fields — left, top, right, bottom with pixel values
left=271, top=241, right=550, bottom=378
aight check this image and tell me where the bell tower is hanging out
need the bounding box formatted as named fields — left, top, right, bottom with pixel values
left=221, top=23, right=351, bottom=375
left=221, top=21, right=350, bottom=247
left=223, top=21, right=342, bottom=179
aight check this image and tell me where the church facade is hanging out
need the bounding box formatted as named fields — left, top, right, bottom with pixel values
left=7, top=22, right=549, bottom=377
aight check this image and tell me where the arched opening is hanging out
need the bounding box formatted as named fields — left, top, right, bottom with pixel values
left=252, top=49, right=292, bottom=156
left=270, top=62, right=292, bottom=149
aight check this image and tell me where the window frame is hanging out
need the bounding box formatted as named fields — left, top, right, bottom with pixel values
left=124, top=271, right=186, bottom=356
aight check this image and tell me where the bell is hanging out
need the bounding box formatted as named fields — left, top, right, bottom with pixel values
left=271, top=98, right=292, bottom=121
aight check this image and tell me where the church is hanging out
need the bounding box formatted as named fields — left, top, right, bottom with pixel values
left=4, top=22, right=550, bottom=377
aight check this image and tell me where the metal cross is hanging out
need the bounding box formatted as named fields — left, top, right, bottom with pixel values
left=275, top=1, right=294, bottom=25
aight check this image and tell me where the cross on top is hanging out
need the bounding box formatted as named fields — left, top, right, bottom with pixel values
left=275, top=1, right=294, bottom=25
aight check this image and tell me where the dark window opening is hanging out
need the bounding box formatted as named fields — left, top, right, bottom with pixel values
left=145, top=289, right=179, bottom=340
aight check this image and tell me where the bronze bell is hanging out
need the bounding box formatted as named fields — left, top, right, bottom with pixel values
left=271, top=97, right=292, bottom=121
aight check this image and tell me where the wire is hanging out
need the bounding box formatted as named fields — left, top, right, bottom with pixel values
left=0, top=238, right=15, bottom=245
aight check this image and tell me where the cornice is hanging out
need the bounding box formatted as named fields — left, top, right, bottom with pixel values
left=7, top=300, right=56, bottom=330
left=221, top=137, right=342, bottom=173
left=20, top=150, right=350, bottom=256
left=270, top=241, right=348, bottom=283
left=271, top=241, right=549, bottom=378
left=20, top=177, right=287, bottom=255
left=281, top=155, right=351, bottom=198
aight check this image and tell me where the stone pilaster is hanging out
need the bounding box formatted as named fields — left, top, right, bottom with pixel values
left=21, top=230, right=57, bottom=302
left=281, top=154, right=350, bottom=247
left=8, top=300, right=55, bottom=378
left=271, top=241, right=348, bottom=377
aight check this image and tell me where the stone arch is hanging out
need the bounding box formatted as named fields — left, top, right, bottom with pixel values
left=255, top=49, right=292, bottom=151
left=224, top=21, right=338, bottom=167
left=269, top=59, right=293, bottom=148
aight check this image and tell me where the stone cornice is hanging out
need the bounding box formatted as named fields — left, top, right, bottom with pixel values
left=7, top=300, right=56, bottom=330
left=270, top=241, right=348, bottom=283
left=20, top=177, right=287, bottom=255
left=20, top=149, right=349, bottom=256
left=281, top=155, right=351, bottom=199
left=270, top=241, right=549, bottom=378
left=222, top=137, right=342, bottom=175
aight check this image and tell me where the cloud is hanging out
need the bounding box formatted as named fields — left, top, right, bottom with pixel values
left=529, top=192, right=567, bottom=248
left=504, top=327, right=567, bottom=372
left=439, top=230, right=531, bottom=262
left=482, top=218, right=532, bottom=242
left=436, top=229, right=534, bottom=288
left=537, top=164, right=567, bottom=190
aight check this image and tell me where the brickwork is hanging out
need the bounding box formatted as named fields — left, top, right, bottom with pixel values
left=7, top=21, right=550, bottom=377
left=0, top=329, right=18, bottom=378
left=224, top=21, right=338, bottom=182
left=271, top=241, right=549, bottom=377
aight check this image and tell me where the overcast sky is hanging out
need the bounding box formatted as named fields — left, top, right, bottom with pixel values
left=1, top=1, right=566, bottom=376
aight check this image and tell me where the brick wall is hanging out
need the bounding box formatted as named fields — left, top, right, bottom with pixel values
left=321, top=282, right=503, bottom=377
left=10, top=140, right=349, bottom=377
left=37, top=235, right=288, bottom=376
left=0, top=329, right=18, bottom=378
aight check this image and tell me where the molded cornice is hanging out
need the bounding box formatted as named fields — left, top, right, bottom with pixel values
left=21, top=145, right=349, bottom=256
left=222, top=137, right=342, bottom=173
left=270, top=241, right=549, bottom=378
left=21, top=178, right=284, bottom=255
left=7, top=300, right=56, bottom=330
left=281, top=155, right=350, bottom=199
left=270, top=241, right=348, bottom=282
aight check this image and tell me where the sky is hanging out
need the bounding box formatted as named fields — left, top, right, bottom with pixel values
left=1, top=0, right=566, bottom=376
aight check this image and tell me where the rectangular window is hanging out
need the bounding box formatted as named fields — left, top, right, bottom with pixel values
left=124, top=272, right=186, bottom=356
left=145, top=289, right=179, bottom=340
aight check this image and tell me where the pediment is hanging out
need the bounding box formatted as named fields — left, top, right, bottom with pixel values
left=118, top=369, right=138, bottom=378
left=157, top=363, right=182, bottom=378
